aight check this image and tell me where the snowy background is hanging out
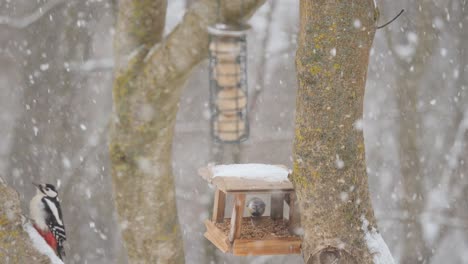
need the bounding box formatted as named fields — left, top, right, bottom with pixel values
left=0, top=0, right=467, bottom=263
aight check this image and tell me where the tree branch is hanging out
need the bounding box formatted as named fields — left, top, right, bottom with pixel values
left=114, top=0, right=168, bottom=68
left=0, top=0, right=67, bottom=29
left=142, top=0, right=266, bottom=87
left=110, top=1, right=266, bottom=262
left=250, top=0, right=277, bottom=117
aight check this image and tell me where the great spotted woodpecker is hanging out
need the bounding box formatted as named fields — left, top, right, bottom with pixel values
left=29, top=183, right=66, bottom=259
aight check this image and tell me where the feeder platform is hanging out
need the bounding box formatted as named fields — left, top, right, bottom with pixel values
left=199, top=164, right=302, bottom=256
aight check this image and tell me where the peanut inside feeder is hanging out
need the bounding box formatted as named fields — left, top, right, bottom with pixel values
left=209, top=41, right=241, bottom=54
left=216, top=88, right=247, bottom=114
left=213, top=63, right=241, bottom=87
left=214, top=114, right=246, bottom=142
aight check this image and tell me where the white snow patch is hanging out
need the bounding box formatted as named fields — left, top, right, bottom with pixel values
left=79, top=124, right=87, bottom=131
left=361, top=216, right=395, bottom=264
left=40, top=64, right=49, bottom=71
left=120, top=220, right=129, bottom=230
left=99, top=233, right=108, bottom=240
left=24, top=222, right=64, bottom=264
left=339, top=192, right=349, bottom=202
left=440, top=48, right=447, bottom=57
left=407, top=32, right=418, bottom=44
left=353, top=19, right=362, bottom=29
left=137, top=158, right=153, bottom=174
left=395, top=44, right=415, bottom=58
left=335, top=154, right=345, bottom=169
left=85, top=188, right=91, bottom=199
left=453, top=69, right=459, bottom=78
left=62, top=157, right=71, bottom=169
left=433, top=17, right=444, bottom=29
left=212, top=164, right=290, bottom=182
left=354, top=119, right=364, bottom=131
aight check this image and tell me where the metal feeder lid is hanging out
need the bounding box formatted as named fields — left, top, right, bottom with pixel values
left=207, top=23, right=251, bottom=37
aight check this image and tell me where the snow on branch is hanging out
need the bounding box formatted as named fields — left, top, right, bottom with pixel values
left=0, top=0, right=66, bottom=29
left=24, top=222, right=64, bottom=264
left=444, top=108, right=468, bottom=175
left=431, top=107, right=468, bottom=215
left=67, top=58, right=114, bottom=72
left=140, top=0, right=266, bottom=87
left=361, top=216, right=395, bottom=264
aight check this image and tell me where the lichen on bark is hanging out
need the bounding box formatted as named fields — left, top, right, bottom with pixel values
left=292, top=0, right=381, bottom=263
left=0, top=181, right=50, bottom=263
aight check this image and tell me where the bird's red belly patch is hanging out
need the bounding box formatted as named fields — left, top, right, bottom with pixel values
left=33, top=224, right=57, bottom=252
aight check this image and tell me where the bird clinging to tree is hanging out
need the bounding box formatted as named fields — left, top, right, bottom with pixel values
left=29, top=183, right=67, bottom=260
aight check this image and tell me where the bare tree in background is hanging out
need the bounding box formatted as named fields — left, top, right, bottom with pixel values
left=292, top=0, right=389, bottom=263
left=1, top=0, right=120, bottom=262
left=110, top=0, right=265, bottom=262
left=386, top=4, right=438, bottom=262
left=385, top=1, right=468, bottom=262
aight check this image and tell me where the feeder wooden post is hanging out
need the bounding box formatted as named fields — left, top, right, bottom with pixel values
left=287, top=193, right=298, bottom=232
left=270, top=193, right=284, bottom=220
left=229, top=194, right=245, bottom=242
left=212, top=189, right=226, bottom=223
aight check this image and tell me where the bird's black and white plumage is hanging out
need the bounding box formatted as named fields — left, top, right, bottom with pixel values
left=247, top=197, right=266, bottom=227
left=30, top=183, right=66, bottom=259
left=247, top=197, right=266, bottom=217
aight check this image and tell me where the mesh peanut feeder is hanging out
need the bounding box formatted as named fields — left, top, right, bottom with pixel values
left=208, top=23, right=250, bottom=143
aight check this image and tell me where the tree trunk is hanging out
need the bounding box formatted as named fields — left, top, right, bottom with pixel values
left=0, top=180, right=50, bottom=263
left=292, top=1, right=386, bottom=263
left=3, top=1, right=122, bottom=262
left=110, top=1, right=265, bottom=263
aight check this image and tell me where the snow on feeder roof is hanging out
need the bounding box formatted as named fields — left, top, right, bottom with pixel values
left=199, top=164, right=294, bottom=193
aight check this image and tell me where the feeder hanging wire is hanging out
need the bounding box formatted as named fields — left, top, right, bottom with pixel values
left=377, top=9, right=405, bottom=29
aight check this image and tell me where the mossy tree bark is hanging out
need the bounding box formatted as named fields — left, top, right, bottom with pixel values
left=110, top=0, right=265, bottom=263
left=0, top=181, right=49, bottom=263
left=292, top=1, right=383, bottom=263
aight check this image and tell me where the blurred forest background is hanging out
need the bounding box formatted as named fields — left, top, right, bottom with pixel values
left=0, top=0, right=467, bottom=263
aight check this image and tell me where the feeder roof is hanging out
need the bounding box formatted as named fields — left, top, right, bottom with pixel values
left=198, top=164, right=294, bottom=193
left=207, top=23, right=251, bottom=37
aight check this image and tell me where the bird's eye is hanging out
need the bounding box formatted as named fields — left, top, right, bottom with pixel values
left=45, top=188, right=50, bottom=191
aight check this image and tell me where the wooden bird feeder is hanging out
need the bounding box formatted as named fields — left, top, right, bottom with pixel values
left=198, top=164, right=302, bottom=256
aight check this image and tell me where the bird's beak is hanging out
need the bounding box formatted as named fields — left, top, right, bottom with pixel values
left=32, top=182, right=40, bottom=189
